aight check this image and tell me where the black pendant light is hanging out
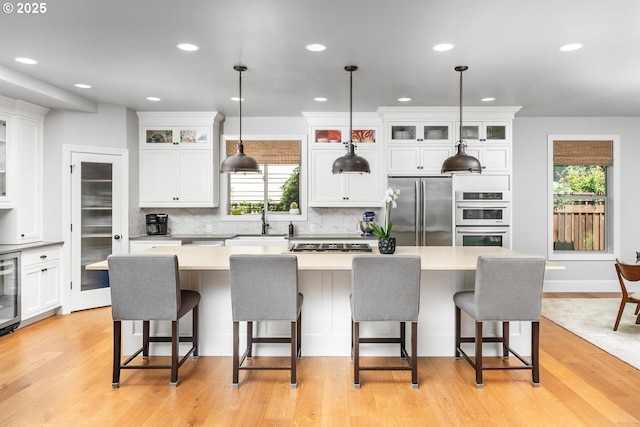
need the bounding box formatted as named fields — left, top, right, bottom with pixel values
left=331, top=66, right=371, bottom=174
left=441, top=65, right=482, bottom=174
left=220, top=65, right=261, bottom=174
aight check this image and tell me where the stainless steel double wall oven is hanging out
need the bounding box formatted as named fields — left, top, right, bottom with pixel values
left=454, top=191, right=511, bottom=248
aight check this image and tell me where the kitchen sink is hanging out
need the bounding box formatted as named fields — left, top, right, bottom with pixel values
left=224, top=234, right=288, bottom=247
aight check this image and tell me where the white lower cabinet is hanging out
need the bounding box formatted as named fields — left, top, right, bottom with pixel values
left=21, top=245, right=61, bottom=321
left=309, top=149, right=382, bottom=207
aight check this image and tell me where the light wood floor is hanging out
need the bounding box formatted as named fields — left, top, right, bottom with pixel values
left=1, top=294, right=639, bottom=427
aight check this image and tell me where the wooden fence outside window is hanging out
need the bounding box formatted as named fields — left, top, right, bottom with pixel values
left=553, top=204, right=605, bottom=251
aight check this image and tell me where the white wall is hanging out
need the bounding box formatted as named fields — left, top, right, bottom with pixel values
left=512, top=117, right=640, bottom=289
left=43, top=103, right=133, bottom=240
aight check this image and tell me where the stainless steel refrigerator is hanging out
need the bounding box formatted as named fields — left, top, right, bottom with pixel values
left=387, top=176, right=453, bottom=246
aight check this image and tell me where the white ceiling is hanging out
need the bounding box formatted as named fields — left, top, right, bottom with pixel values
left=1, top=0, right=639, bottom=117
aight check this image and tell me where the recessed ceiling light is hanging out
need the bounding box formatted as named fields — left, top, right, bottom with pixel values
left=314, top=97, right=327, bottom=102
left=177, top=43, right=199, bottom=52
left=433, top=43, right=455, bottom=52
left=230, top=97, right=244, bottom=102
left=15, top=57, right=37, bottom=65
left=305, top=43, right=327, bottom=52
left=397, top=97, right=412, bottom=102
left=146, top=96, right=161, bottom=102
left=481, top=97, right=495, bottom=102
left=560, top=43, right=583, bottom=52
left=74, top=83, right=92, bottom=89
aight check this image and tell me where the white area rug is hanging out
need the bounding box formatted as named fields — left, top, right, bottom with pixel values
left=542, top=298, right=640, bottom=370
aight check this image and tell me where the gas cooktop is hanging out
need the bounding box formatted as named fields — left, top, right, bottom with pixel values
left=290, top=243, right=372, bottom=253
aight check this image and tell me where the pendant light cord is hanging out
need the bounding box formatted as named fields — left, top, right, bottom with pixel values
left=349, top=68, right=353, bottom=145
left=458, top=67, right=463, bottom=146
left=238, top=68, right=243, bottom=145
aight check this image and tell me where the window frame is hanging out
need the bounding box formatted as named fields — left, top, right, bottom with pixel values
left=547, top=134, right=620, bottom=261
left=221, top=134, right=307, bottom=222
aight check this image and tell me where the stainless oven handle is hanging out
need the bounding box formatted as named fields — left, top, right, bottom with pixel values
left=456, top=204, right=509, bottom=209
left=456, top=229, right=509, bottom=234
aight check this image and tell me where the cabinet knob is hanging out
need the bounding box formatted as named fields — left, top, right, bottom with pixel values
left=40, top=255, right=47, bottom=260
left=114, top=235, right=121, bottom=240
left=41, top=268, right=48, bottom=273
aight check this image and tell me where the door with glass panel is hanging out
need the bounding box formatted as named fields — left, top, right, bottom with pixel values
left=70, top=151, right=125, bottom=311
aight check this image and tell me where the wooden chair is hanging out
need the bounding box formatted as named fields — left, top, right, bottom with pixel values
left=350, top=255, right=422, bottom=389
left=454, top=256, right=546, bottom=388
left=613, top=258, right=640, bottom=331
left=107, top=254, right=200, bottom=387
left=229, top=254, right=303, bottom=388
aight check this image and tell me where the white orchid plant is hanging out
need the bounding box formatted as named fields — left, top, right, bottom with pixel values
left=370, top=188, right=400, bottom=239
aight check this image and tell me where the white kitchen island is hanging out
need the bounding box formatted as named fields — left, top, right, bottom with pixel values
left=87, top=245, right=560, bottom=357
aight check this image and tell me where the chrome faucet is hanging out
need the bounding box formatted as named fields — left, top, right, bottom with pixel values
left=261, top=209, right=269, bottom=234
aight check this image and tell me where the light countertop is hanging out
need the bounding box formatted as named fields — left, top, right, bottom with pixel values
left=87, top=245, right=563, bottom=271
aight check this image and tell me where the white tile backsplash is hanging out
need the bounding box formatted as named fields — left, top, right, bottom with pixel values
left=132, top=207, right=384, bottom=236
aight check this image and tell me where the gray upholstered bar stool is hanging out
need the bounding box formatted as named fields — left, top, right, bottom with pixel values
left=453, top=256, right=546, bottom=388
left=351, top=255, right=421, bottom=389
left=229, top=254, right=303, bottom=388
left=107, top=254, right=200, bottom=387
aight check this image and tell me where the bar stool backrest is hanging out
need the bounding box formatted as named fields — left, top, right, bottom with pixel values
left=108, top=254, right=181, bottom=321
left=351, top=255, right=421, bottom=322
left=474, top=256, right=546, bottom=322
left=229, top=254, right=299, bottom=321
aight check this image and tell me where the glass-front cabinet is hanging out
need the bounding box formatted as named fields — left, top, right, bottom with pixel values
left=454, top=121, right=509, bottom=143
left=142, top=126, right=210, bottom=148
left=0, top=119, right=7, bottom=203
left=311, top=126, right=377, bottom=146
left=388, top=122, right=452, bottom=143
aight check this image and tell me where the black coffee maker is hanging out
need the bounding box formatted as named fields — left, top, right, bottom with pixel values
left=146, top=213, right=169, bottom=235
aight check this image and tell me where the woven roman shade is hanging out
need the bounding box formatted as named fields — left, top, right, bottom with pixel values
left=553, top=140, right=613, bottom=166
left=226, top=140, right=301, bottom=165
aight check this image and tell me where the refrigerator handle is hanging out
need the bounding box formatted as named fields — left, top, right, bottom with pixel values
left=415, top=181, right=421, bottom=246
left=422, top=180, right=428, bottom=246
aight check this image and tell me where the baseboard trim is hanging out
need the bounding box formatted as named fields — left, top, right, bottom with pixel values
left=543, top=279, right=619, bottom=293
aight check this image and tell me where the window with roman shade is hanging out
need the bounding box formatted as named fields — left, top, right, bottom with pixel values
left=226, top=139, right=301, bottom=215
left=549, top=137, right=617, bottom=259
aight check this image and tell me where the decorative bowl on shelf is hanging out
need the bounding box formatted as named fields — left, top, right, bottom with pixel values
left=230, top=208, right=243, bottom=215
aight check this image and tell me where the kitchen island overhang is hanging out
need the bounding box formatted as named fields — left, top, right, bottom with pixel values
left=87, top=246, right=562, bottom=357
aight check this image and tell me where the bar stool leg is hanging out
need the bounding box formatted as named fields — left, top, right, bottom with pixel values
left=290, top=321, right=297, bottom=388
left=411, top=321, right=418, bottom=389
left=112, top=320, right=122, bottom=388
left=232, top=321, right=239, bottom=388
left=532, top=321, right=540, bottom=387
left=170, top=320, right=179, bottom=387
left=475, top=321, right=484, bottom=388
left=502, top=321, right=510, bottom=360
left=353, top=321, right=360, bottom=389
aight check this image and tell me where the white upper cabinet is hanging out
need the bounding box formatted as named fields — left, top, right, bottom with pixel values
left=388, top=121, right=452, bottom=144
left=138, top=112, right=223, bottom=208
left=0, top=114, right=10, bottom=208
left=379, top=107, right=520, bottom=176
left=454, top=121, right=510, bottom=144
left=0, top=96, right=48, bottom=244
left=309, top=149, right=381, bottom=206
left=303, top=112, right=384, bottom=207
